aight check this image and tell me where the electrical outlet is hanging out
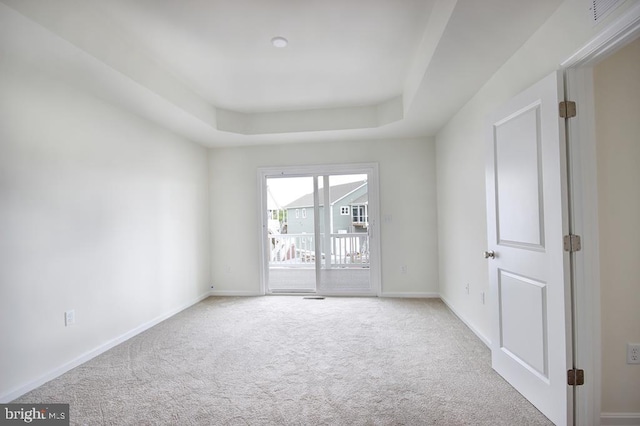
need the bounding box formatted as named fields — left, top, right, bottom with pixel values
left=628, top=343, right=640, bottom=364
left=65, top=310, right=75, bottom=327
left=480, top=291, right=486, bottom=305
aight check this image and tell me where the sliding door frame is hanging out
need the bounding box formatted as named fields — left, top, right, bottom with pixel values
left=258, top=162, right=381, bottom=296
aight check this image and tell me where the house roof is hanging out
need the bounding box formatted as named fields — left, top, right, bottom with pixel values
left=351, top=194, right=368, bottom=205
left=285, top=181, right=366, bottom=209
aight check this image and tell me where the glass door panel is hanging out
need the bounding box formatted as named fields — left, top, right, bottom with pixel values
left=317, top=174, right=371, bottom=294
left=266, top=176, right=316, bottom=293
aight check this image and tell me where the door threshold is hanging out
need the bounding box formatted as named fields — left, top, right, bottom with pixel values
left=266, top=291, right=316, bottom=296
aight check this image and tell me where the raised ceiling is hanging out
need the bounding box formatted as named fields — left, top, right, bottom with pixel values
left=0, top=0, right=563, bottom=147
left=98, top=0, right=432, bottom=113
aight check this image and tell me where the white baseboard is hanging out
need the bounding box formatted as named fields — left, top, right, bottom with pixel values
left=380, top=292, right=440, bottom=298
left=211, top=290, right=441, bottom=298
left=209, top=290, right=263, bottom=297
left=439, top=295, right=491, bottom=347
left=0, top=292, right=211, bottom=403
left=601, top=413, right=640, bottom=426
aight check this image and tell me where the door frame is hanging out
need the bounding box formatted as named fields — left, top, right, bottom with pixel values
left=257, top=162, right=381, bottom=296
left=561, top=4, right=640, bottom=425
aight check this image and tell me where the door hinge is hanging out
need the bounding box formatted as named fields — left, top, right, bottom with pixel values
left=559, top=101, right=577, bottom=118
left=563, top=234, right=582, bottom=252
left=568, top=369, right=585, bottom=386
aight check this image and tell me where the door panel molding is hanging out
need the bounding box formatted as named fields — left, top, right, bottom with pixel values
left=493, top=103, right=545, bottom=250
left=498, top=269, right=549, bottom=380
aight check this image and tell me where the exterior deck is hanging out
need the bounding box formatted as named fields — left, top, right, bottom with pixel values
left=268, top=233, right=370, bottom=292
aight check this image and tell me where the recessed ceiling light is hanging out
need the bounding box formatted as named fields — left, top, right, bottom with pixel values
left=271, top=36, right=288, bottom=48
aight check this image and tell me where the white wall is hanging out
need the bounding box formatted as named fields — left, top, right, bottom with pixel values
left=209, top=138, right=438, bottom=296
left=0, top=49, right=211, bottom=399
left=594, top=37, right=640, bottom=414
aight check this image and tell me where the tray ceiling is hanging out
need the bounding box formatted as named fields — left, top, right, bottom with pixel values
left=0, top=0, right=563, bottom=146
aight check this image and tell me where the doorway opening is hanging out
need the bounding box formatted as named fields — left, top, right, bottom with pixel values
left=561, top=9, right=640, bottom=423
left=258, top=164, right=380, bottom=296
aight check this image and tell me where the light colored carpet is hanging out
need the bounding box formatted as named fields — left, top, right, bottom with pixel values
left=14, top=297, right=553, bottom=425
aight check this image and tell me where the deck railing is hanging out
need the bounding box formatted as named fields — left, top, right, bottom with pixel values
left=330, top=233, right=369, bottom=267
left=269, top=233, right=369, bottom=268
left=269, top=234, right=316, bottom=265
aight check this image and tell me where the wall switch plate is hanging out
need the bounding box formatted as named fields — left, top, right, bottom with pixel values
left=65, top=310, right=75, bottom=327
left=480, top=291, right=486, bottom=305
left=465, top=283, right=470, bottom=295
left=400, top=265, right=407, bottom=275
left=628, top=343, right=640, bottom=364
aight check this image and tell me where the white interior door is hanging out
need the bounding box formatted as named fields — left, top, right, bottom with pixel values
left=485, top=71, right=572, bottom=425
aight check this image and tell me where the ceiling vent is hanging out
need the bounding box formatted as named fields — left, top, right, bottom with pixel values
left=589, top=0, right=624, bottom=24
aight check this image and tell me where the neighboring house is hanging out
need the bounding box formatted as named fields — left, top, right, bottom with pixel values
left=284, top=181, right=368, bottom=235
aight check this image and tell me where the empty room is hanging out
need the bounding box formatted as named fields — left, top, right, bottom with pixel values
left=1, top=0, right=639, bottom=425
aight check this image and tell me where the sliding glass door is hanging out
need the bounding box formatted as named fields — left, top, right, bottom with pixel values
left=260, top=164, right=379, bottom=296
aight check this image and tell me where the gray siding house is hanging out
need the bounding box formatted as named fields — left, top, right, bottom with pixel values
left=285, top=181, right=368, bottom=235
